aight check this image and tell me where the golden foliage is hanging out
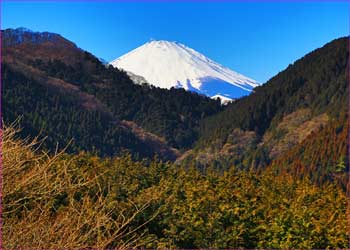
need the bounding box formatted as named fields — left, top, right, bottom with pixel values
left=2, top=125, right=158, bottom=249
left=3, top=125, right=348, bottom=248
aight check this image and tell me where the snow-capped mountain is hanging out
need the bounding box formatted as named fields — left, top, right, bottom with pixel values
left=211, top=94, right=234, bottom=105
left=110, top=40, right=259, bottom=99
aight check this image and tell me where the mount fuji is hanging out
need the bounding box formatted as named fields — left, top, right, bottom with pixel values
left=110, top=40, right=259, bottom=100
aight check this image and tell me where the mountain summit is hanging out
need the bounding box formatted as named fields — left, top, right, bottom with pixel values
left=2, top=27, right=76, bottom=48
left=110, top=40, right=259, bottom=99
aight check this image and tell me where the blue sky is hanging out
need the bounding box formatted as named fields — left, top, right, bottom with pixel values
left=2, top=1, right=349, bottom=83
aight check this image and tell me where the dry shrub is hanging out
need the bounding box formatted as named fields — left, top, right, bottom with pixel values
left=2, top=124, right=157, bottom=249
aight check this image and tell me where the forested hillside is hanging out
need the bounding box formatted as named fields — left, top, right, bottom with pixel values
left=26, top=53, right=223, bottom=149
left=2, top=64, right=167, bottom=159
left=3, top=28, right=348, bottom=179
left=199, top=37, right=348, bottom=143
left=269, top=116, right=348, bottom=186
left=184, top=37, right=349, bottom=182
left=2, top=28, right=222, bottom=159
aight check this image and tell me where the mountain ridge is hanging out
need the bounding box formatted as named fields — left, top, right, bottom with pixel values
left=180, top=36, right=349, bottom=182
left=2, top=28, right=348, bottom=180
left=2, top=28, right=223, bottom=157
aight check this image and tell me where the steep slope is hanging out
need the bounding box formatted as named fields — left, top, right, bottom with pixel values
left=269, top=116, right=348, bottom=186
left=110, top=40, right=259, bottom=99
left=2, top=28, right=222, bottom=157
left=182, top=37, right=349, bottom=179
left=2, top=61, right=180, bottom=160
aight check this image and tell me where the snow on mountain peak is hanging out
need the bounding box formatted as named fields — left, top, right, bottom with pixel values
left=211, top=94, right=234, bottom=105
left=110, top=40, right=259, bottom=99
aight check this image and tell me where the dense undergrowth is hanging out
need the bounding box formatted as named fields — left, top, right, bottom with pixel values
left=3, top=125, right=348, bottom=249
